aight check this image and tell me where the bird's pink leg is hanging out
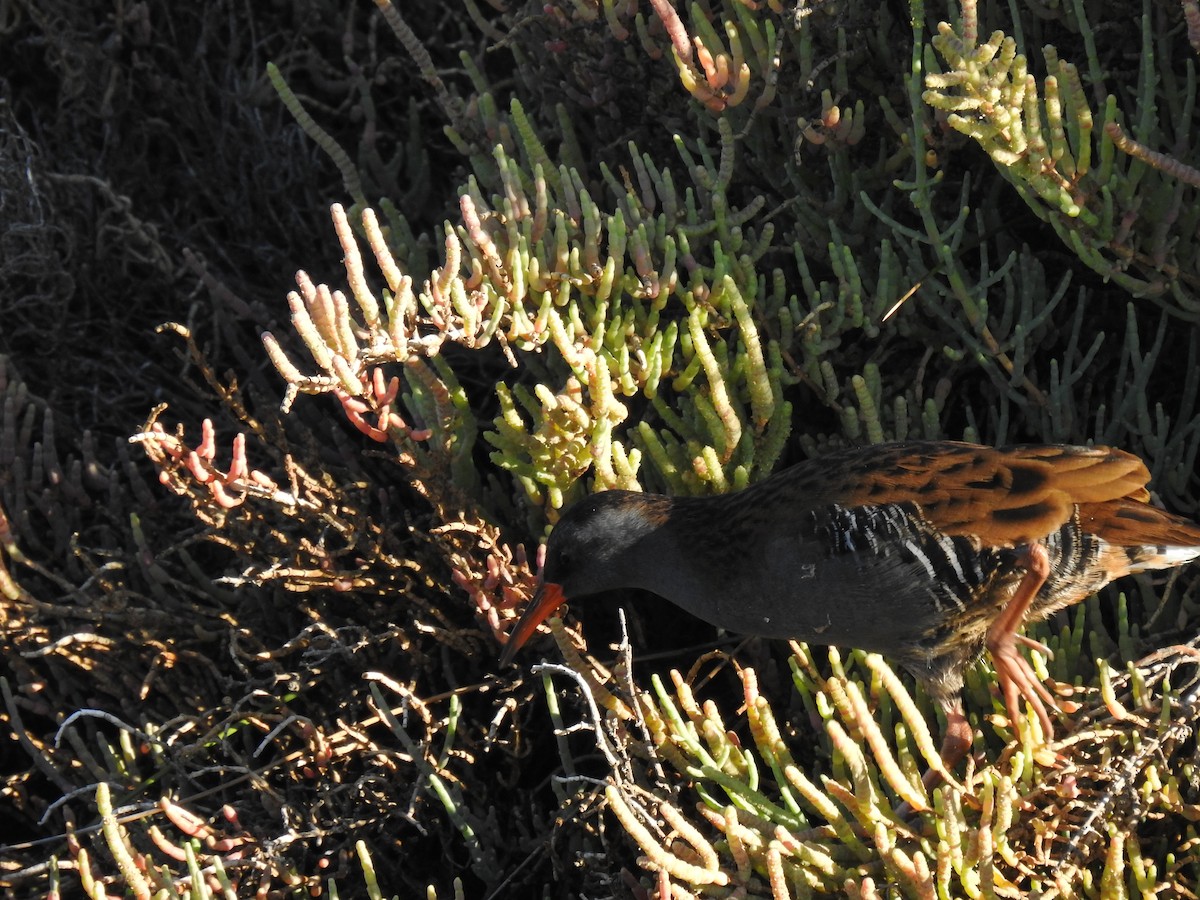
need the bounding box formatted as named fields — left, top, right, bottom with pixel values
left=921, top=697, right=973, bottom=792
left=985, top=543, right=1059, bottom=739
left=939, top=699, right=973, bottom=767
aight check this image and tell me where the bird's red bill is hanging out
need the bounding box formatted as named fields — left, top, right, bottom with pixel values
left=499, top=581, right=566, bottom=667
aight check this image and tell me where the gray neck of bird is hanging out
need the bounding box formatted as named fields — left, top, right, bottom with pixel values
left=624, top=493, right=763, bottom=632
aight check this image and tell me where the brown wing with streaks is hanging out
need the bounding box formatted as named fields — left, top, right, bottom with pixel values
left=796, top=441, right=1152, bottom=547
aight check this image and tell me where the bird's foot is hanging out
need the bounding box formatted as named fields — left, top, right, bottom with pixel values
left=987, top=627, right=1060, bottom=741
left=985, top=542, right=1060, bottom=742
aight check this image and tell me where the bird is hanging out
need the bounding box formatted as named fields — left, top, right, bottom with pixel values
left=500, top=440, right=1200, bottom=771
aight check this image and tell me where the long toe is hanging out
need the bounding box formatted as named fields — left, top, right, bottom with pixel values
left=1014, top=633, right=1055, bottom=660
left=990, top=639, right=1058, bottom=739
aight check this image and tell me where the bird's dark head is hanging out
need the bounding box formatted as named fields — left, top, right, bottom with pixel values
left=542, top=490, right=670, bottom=594
left=499, top=490, right=671, bottom=666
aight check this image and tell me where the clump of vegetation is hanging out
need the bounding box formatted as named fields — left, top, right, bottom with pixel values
left=2, top=0, right=1199, bottom=896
